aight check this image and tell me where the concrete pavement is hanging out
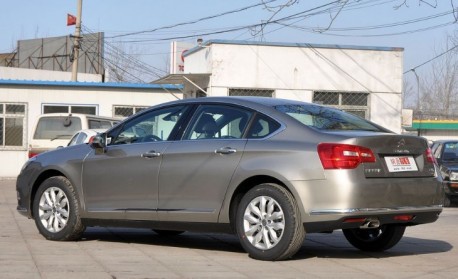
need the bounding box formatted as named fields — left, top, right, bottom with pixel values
left=1, top=178, right=457, bottom=278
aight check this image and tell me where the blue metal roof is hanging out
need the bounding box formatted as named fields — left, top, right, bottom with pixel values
left=0, top=79, right=183, bottom=90
left=185, top=39, right=403, bottom=57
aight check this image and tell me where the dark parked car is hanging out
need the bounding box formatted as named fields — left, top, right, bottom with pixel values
left=431, top=140, right=458, bottom=206
left=17, top=97, right=443, bottom=261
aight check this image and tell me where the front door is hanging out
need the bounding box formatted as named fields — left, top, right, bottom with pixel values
left=82, top=105, right=189, bottom=220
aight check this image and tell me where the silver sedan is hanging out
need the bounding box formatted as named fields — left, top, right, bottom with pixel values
left=16, top=97, right=444, bottom=261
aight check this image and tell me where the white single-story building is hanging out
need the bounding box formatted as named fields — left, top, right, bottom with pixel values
left=1, top=39, right=405, bottom=177
left=0, top=79, right=182, bottom=177
left=158, top=39, right=404, bottom=134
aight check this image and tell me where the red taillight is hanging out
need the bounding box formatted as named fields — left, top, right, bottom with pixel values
left=317, top=143, right=376, bottom=169
left=28, top=151, right=38, bottom=158
left=88, top=136, right=95, bottom=144
left=425, top=147, right=436, bottom=164
left=343, top=218, right=366, bottom=223
left=393, top=215, right=414, bottom=221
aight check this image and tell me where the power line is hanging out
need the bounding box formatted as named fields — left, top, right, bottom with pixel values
left=116, top=0, right=342, bottom=43
left=404, top=43, right=458, bottom=74
left=107, top=0, right=279, bottom=39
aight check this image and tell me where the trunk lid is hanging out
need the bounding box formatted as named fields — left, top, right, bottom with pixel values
left=351, top=134, right=435, bottom=178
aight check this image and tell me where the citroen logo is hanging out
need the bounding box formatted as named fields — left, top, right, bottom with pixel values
left=397, top=138, right=406, bottom=148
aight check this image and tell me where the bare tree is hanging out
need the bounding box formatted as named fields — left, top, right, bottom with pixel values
left=403, top=79, right=417, bottom=109
left=418, top=35, right=458, bottom=118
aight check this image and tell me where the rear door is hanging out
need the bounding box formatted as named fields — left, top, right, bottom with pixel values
left=158, top=104, right=253, bottom=222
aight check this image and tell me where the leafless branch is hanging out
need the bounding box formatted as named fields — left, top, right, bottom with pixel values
left=394, top=0, right=409, bottom=10
left=452, top=0, right=458, bottom=22
left=314, top=0, right=349, bottom=33
left=419, top=0, right=437, bottom=8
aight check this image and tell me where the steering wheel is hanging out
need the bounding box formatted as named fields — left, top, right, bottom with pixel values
left=141, top=135, right=162, bottom=142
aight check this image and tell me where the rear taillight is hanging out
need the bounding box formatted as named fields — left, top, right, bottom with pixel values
left=317, top=143, right=376, bottom=169
left=28, top=150, right=38, bottom=158
left=425, top=147, right=436, bottom=164
left=28, top=152, right=38, bottom=158
left=88, top=136, right=95, bottom=144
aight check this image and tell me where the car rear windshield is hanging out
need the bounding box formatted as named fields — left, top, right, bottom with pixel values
left=274, top=104, right=385, bottom=132
left=33, top=117, right=82, bottom=140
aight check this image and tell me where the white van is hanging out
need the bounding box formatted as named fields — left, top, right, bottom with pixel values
left=29, top=113, right=121, bottom=158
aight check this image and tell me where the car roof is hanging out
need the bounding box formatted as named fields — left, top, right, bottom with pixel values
left=169, top=96, right=308, bottom=107
left=154, top=97, right=320, bottom=116
left=433, top=140, right=458, bottom=144
left=73, top=129, right=106, bottom=135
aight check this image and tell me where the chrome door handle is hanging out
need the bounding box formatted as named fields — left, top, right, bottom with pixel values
left=215, top=147, right=237, bottom=155
left=141, top=151, right=161, bottom=158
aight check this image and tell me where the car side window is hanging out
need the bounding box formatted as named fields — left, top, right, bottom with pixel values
left=246, top=114, right=281, bottom=139
left=110, top=105, right=187, bottom=145
left=184, top=105, right=252, bottom=140
left=433, top=144, right=443, bottom=159
left=67, top=133, right=80, bottom=146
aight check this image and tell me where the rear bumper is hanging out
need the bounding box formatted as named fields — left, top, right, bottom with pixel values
left=288, top=174, right=444, bottom=225
left=304, top=206, right=442, bottom=233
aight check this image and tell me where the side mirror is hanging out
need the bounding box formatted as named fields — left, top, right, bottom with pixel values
left=90, top=133, right=107, bottom=154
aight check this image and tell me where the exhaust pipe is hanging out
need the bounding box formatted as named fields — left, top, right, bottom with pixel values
left=359, top=218, right=380, bottom=229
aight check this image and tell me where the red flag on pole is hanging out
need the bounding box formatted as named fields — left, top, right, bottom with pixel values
left=67, top=14, right=77, bottom=26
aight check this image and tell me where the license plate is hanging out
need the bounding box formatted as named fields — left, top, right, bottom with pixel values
left=384, top=156, right=418, bottom=172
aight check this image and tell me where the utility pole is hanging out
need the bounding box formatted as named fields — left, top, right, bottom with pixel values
left=71, top=0, right=83, bottom=81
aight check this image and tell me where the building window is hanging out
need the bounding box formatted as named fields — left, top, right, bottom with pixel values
left=113, top=106, right=149, bottom=118
left=43, top=104, right=97, bottom=115
left=229, top=88, right=274, bottom=97
left=0, top=103, right=27, bottom=148
left=313, top=91, right=369, bottom=119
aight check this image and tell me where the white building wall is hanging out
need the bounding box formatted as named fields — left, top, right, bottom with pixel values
left=0, top=84, right=180, bottom=177
left=370, top=93, right=402, bottom=133
left=185, top=41, right=403, bottom=133
left=0, top=66, right=102, bottom=82
left=192, top=44, right=403, bottom=93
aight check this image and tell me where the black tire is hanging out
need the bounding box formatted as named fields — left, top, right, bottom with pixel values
left=153, top=229, right=185, bottom=236
left=342, top=225, right=406, bottom=252
left=236, top=183, right=305, bottom=261
left=32, top=176, right=85, bottom=241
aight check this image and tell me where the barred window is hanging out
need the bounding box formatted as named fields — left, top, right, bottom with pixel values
left=313, top=91, right=369, bottom=119
left=113, top=106, right=149, bottom=118
left=229, top=88, right=274, bottom=97
left=43, top=104, right=97, bottom=115
left=0, top=103, right=27, bottom=148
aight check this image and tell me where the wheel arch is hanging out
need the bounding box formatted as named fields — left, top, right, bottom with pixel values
left=226, top=175, right=297, bottom=233
left=30, top=170, right=68, bottom=217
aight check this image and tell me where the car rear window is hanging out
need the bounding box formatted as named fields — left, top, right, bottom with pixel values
left=88, top=119, right=113, bottom=129
left=274, top=104, right=385, bottom=132
left=33, top=117, right=82, bottom=140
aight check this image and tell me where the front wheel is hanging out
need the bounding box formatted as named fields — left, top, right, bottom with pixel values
left=342, top=225, right=406, bottom=252
left=236, top=183, right=305, bottom=261
left=33, top=176, right=85, bottom=241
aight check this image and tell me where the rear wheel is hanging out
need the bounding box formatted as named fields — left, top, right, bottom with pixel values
left=342, top=225, right=406, bottom=252
left=33, top=176, right=85, bottom=241
left=236, top=183, right=305, bottom=261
